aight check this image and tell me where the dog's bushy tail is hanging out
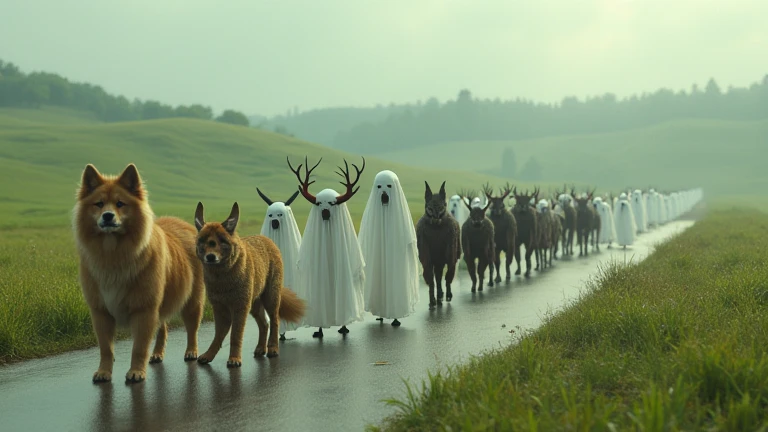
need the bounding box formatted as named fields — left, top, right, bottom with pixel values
left=279, top=287, right=306, bottom=323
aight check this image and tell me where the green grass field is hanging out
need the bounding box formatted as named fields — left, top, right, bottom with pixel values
left=370, top=208, right=768, bottom=431
left=376, top=118, right=768, bottom=198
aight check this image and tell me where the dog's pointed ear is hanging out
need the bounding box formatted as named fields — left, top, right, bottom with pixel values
left=79, top=164, right=104, bottom=199
left=424, top=181, right=433, bottom=201
left=284, top=190, right=300, bottom=207
left=195, top=202, right=205, bottom=232
left=222, top=202, right=240, bottom=234
left=117, top=163, right=144, bottom=199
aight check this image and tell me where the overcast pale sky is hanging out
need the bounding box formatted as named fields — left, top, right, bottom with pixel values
left=1, top=0, right=766, bottom=116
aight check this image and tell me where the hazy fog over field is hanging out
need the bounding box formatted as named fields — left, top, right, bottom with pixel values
left=2, top=0, right=767, bottom=116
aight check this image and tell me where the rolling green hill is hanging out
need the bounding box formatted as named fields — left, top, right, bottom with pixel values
left=0, top=106, right=102, bottom=126
left=0, top=108, right=565, bottom=230
left=376, top=118, right=768, bottom=199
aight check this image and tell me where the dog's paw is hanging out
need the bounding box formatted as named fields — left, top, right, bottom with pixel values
left=149, top=353, right=164, bottom=364
left=266, top=349, right=279, bottom=358
left=254, top=347, right=267, bottom=357
left=197, top=352, right=215, bottom=365
left=226, top=357, right=242, bottom=368
left=184, top=351, right=198, bottom=361
left=125, top=369, right=146, bottom=383
left=92, top=370, right=112, bottom=383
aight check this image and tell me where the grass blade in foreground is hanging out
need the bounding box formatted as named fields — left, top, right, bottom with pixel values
left=370, top=209, right=768, bottom=431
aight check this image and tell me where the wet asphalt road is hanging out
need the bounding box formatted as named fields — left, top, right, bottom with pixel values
left=0, top=221, right=694, bottom=432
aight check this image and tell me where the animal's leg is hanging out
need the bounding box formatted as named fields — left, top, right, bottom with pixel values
left=445, top=261, right=456, bottom=302
left=478, top=259, right=489, bottom=290
left=514, top=244, right=522, bottom=275
left=197, top=302, right=232, bottom=365
left=90, top=308, right=116, bottom=383
left=584, top=231, right=590, bottom=256
left=126, top=310, right=159, bottom=383
left=250, top=299, right=269, bottom=357
left=525, top=243, right=533, bottom=277
left=466, top=258, right=477, bottom=292
left=487, top=253, right=495, bottom=287
left=493, top=250, right=502, bottom=283
left=424, top=266, right=436, bottom=309
left=434, top=264, right=445, bottom=306
left=149, top=322, right=167, bottom=364
left=259, top=286, right=281, bottom=357
left=225, top=307, right=251, bottom=368
left=505, top=250, right=513, bottom=280
left=180, top=273, right=205, bottom=361
left=535, top=246, right=541, bottom=271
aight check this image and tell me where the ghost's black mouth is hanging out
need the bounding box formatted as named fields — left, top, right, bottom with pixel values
left=322, top=209, right=331, bottom=221
left=271, top=219, right=280, bottom=229
left=381, top=192, right=389, bottom=205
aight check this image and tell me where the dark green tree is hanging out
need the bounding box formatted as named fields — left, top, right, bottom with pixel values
left=216, top=109, right=250, bottom=126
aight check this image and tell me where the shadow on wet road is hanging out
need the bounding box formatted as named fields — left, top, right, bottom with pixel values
left=0, top=221, right=694, bottom=432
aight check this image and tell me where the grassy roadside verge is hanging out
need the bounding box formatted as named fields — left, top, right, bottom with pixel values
left=370, top=208, right=768, bottom=431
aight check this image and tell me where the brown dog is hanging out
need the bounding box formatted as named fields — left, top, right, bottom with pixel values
left=194, top=202, right=305, bottom=367
left=73, top=163, right=206, bottom=383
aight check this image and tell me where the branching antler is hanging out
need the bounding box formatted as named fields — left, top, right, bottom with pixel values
left=482, top=182, right=494, bottom=199
left=334, top=157, right=366, bottom=205
left=287, top=156, right=322, bottom=204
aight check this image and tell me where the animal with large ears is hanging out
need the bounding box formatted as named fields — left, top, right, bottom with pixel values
left=194, top=202, right=306, bottom=366
left=511, top=186, right=539, bottom=277
left=287, top=156, right=367, bottom=338
left=415, top=181, right=461, bottom=309
left=460, top=197, right=495, bottom=292
left=555, top=184, right=577, bottom=256
left=256, top=187, right=303, bottom=340
left=571, top=188, right=597, bottom=256
left=483, top=182, right=517, bottom=284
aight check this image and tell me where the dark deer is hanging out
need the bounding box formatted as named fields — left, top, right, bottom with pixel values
left=511, top=186, right=539, bottom=277
left=415, top=181, right=461, bottom=309
left=459, top=197, right=495, bottom=292
left=483, top=182, right=517, bottom=283
left=572, top=188, right=596, bottom=257
left=287, top=156, right=365, bottom=338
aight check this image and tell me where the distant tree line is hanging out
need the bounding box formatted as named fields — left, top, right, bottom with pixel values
left=0, top=59, right=250, bottom=127
left=325, top=78, right=768, bottom=153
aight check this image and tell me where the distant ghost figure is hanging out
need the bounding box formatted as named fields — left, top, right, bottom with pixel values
left=358, top=170, right=420, bottom=327
left=614, top=193, right=637, bottom=248
left=594, top=198, right=617, bottom=246
left=631, top=189, right=648, bottom=233
left=448, top=194, right=470, bottom=228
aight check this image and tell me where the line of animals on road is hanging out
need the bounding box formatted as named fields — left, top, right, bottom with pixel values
left=71, top=160, right=702, bottom=383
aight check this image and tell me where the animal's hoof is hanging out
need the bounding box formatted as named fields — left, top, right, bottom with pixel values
left=391, top=319, right=401, bottom=327
left=254, top=348, right=267, bottom=357
left=184, top=351, right=198, bottom=361
left=197, top=353, right=215, bottom=365
left=515, top=270, right=521, bottom=276
left=279, top=334, right=286, bottom=341
left=495, top=276, right=502, bottom=283
left=479, top=286, right=484, bottom=291
left=488, top=281, right=494, bottom=287
left=471, top=287, right=476, bottom=293
left=338, top=326, right=350, bottom=335
left=125, top=369, right=146, bottom=383
left=226, top=357, right=242, bottom=368
left=149, top=354, right=163, bottom=364
left=312, top=331, right=324, bottom=338
left=266, top=350, right=279, bottom=358
left=506, top=274, right=511, bottom=281
left=92, top=370, right=112, bottom=383
left=446, top=292, right=453, bottom=301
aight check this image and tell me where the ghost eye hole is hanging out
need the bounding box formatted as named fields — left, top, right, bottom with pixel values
left=278, top=213, right=283, bottom=217
left=377, top=185, right=381, bottom=189
left=95, top=201, right=104, bottom=208
left=268, top=214, right=272, bottom=217
left=387, top=185, right=392, bottom=188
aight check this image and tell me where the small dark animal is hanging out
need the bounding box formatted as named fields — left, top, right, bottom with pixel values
left=416, top=181, right=461, bottom=309
left=511, top=186, right=539, bottom=277
left=483, top=183, right=517, bottom=284
left=460, top=198, right=495, bottom=292
left=572, top=188, right=596, bottom=256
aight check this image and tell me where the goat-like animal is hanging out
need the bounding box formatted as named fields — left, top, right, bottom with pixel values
left=460, top=198, right=495, bottom=292
left=483, top=183, right=517, bottom=284
left=415, top=181, right=461, bottom=309
left=511, top=187, right=539, bottom=277
left=572, top=188, right=596, bottom=256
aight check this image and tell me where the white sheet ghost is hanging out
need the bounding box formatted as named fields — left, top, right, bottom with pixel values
left=593, top=197, right=617, bottom=245
left=614, top=193, right=637, bottom=248
left=257, top=188, right=305, bottom=338
left=289, top=156, right=366, bottom=338
left=358, top=170, right=420, bottom=326
left=448, top=194, right=470, bottom=227
left=631, top=189, right=648, bottom=233
left=646, top=189, right=659, bottom=227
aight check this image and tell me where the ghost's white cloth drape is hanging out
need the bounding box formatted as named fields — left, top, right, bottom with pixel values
left=614, top=194, right=637, bottom=247
left=295, top=188, right=366, bottom=328
left=358, top=171, right=420, bottom=319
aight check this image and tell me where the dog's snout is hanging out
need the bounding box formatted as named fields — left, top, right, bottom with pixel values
left=321, top=209, right=331, bottom=221
left=205, top=254, right=217, bottom=263
left=101, top=212, right=115, bottom=222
